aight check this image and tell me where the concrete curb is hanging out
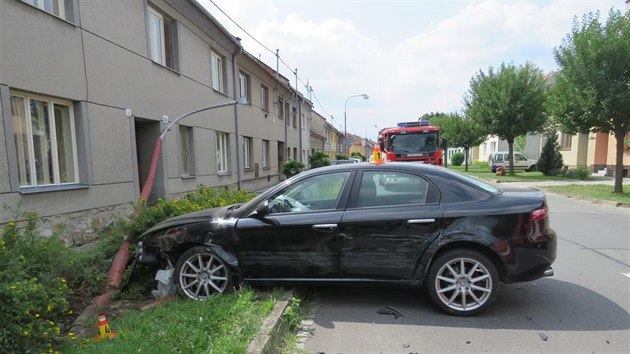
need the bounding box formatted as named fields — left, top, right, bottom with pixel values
left=246, top=291, right=294, bottom=354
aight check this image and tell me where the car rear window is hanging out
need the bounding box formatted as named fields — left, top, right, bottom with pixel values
left=431, top=169, right=499, bottom=203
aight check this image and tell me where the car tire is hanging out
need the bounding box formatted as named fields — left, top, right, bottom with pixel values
left=427, top=249, right=499, bottom=316
left=528, top=165, right=537, bottom=172
left=174, top=246, right=233, bottom=300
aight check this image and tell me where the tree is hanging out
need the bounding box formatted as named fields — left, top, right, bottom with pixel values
left=537, top=130, right=564, bottom=176
left=548, top=9, right=630, bottom=193
left=465, top=62, right=547, bottom=175
left=309, top=151, right=330, bottom=168
left=444, top=114, right=487, bottom=171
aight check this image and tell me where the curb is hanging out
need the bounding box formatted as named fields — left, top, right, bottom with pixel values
left=246, top=291, right=294, bottom=354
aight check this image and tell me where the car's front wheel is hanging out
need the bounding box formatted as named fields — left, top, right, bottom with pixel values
left=427, top=249, right=499, bottom=316
left=174, top=246, right=233, bottom=300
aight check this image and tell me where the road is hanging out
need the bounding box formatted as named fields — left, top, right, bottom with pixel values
left=300, top=194, right=630, bottom=354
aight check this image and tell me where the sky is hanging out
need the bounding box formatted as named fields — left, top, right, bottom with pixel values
left=198, top=0, right=625, bottom=141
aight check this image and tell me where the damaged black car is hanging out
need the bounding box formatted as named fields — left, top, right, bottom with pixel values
left=138, top=162, right=556, bottom=316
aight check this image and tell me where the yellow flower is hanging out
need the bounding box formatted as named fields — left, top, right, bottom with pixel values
left=35, top=313, right=40, bottom=318
left=47, top=305, right=53, bottom=312
left=23, top=331, right=29, bottom=336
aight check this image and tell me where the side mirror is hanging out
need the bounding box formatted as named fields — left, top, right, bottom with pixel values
left=254, top=200, right=269, bottom=217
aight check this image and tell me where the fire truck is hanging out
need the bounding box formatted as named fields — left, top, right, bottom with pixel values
left=377, top=120, right=445, bottom=165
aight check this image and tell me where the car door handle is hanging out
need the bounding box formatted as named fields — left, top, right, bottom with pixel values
left=312, top=224, right=338, bottom=231
left=407, top=219, right=435, bottom=224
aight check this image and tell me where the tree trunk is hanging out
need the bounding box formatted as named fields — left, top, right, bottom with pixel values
left=464, top=147, right=469, bottom=172
left=613, top=127, right=625, bottom=194
left=507, top=137, right=515, bottom=175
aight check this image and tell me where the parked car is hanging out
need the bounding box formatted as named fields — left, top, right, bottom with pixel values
left=138, top=162, right=556, bottom=316
left=489, top=151, right=537, bottom=172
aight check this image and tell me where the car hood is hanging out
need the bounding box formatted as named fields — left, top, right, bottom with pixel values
left=140, top=204, right=240, bottom=238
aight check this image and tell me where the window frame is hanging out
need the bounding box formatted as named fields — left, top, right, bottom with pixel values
left=261, top=85, right=269, bottom=111
left=243, top=136, right=253, bottom=170
left=24, top=0, right=68, bottom=20
left=146, top=5, right=178, bottom=70
left=560, top=132, right=573, bottom=150
left=262, top=140, right=270, bottom=168
left=216, top=131, right=229, bottom=174
left=211, top=51, right=226, bottom=93
left=179, top=125, right=195, bottom=177
left=10, top=92, right=79, bottom=188
left=238, top=71, right=250, bottom=101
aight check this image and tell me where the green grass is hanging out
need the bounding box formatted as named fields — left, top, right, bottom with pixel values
left=448, top=165, right=608, bottom=183
left=66, top=288, right=277, bottom=354
left=540, top=184, right=630, bottom=204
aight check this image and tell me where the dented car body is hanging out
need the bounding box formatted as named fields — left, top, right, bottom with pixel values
left=139, top=162, right=557, bottom=315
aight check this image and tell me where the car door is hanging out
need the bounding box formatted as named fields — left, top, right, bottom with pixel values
left=338, top=170, right=443, bottom=280
left=514, top=153, right=528, bottom=169
left=235, top=171, right=353, bottom=279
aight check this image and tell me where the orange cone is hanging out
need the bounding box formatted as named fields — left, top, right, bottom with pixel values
left=370, top=145, right=384, bottom=164
left=94, top=314, right=117, bottom=341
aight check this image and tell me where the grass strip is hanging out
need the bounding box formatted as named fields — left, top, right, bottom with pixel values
left=540, top=184, right=630, bottom=204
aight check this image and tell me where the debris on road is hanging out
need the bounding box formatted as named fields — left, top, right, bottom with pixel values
left=377, top=305, right=404, bottom=319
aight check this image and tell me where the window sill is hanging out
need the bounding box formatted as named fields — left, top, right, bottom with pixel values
left=217, top=172, right=232, bottom=177
left=180, top=175, right=196, bottom=180
left=244, top=168, right=253, bottom=172
left=151, top=60, right=181, bottom=75
left=19, top=184, right=89, bottom=195
left=262, top=167, right=271, bottom=171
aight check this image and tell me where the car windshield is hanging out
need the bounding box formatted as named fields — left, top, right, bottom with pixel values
left=388, top=133, right=437, bottom=153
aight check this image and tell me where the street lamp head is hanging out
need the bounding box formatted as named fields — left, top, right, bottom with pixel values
left=237, top=96, right=249, bottom=105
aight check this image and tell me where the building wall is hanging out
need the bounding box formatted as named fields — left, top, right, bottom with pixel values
left=0, top=0, right=297, bottom=242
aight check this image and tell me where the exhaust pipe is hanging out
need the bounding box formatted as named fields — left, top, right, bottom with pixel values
left=543, top=267, right=554, bottom=277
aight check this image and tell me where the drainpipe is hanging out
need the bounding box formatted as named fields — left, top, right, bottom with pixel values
left=232, top=44, right=243, bottom=190
left=296, top=69, right=302, bottom=163
left=277, top=50, right=287, bottom=174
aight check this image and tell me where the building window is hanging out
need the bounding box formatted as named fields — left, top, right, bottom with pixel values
left=278, top=98, right=284, bottom=120
left=24, top=0, right=69, bottom=20
left=261, top=85, right=269, bottom=111
left=285, top=102, right=290, bottom=123
left=238, top=72, right=250, bottom=101
left=243, top=136, right=252, bottom=169
left=179, top=126, right=194, bottom=176
left=301, top=114, right=306, bottom=130
left=292, top=107, right=298, bottom=128
left=10, top=93, right=78, bottom=187
left=216, top=132, right=229, bottom=173
left=262, top=140, right=270, bottom=168
left=560, top=133, right=572, bottom=150
left=211, top=51, right=225, bottom=93
left=147, top=6, right=178, bottom=70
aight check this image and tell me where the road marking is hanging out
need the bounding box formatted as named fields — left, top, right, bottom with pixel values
left=622, top=273, right=630, bottom=279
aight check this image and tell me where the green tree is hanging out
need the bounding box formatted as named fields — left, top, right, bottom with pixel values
left=548, top=9, right=630, bottom=193
left=309, top=151, right=330, bottom=168
left=350, top=152, right=366, bottom=161
left=465, top=62, right=547, bottom=175
left=282, top=160, right=304, bottom=178
left=445, top=114, right=487, bottom=171
left=537, top=130, right=565, bottom=176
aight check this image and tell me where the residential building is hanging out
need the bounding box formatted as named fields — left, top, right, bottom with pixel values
left=0, top=0, right=304, bottom=242
left=309, top=110, right=327, bottom=165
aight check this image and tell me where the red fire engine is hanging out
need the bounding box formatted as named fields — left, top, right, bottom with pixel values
left=377, top=120, right=444, bottom=165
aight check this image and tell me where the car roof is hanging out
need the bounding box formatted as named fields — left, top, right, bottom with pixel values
left=302, top=161, right=443, bottom=175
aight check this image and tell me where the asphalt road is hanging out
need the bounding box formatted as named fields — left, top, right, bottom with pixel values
left=301, top=194, right=630, bottom=354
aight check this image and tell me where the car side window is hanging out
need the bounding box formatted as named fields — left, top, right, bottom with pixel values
left=494, top=154, right=503, bottom=162
left=266, top=172, right=350, bottom=214
left=357, top=171, right=429, bottom=208
left=515, top=153, right=526, bottom=161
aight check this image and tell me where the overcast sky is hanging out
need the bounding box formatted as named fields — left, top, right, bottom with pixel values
left=198, top=0, right=624, bottom=141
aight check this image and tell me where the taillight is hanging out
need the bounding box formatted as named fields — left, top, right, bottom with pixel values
left=526, top=207, right=548, bottom=242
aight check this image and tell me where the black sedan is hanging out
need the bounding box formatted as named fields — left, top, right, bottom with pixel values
left=138, top=162, right=556, bottom=316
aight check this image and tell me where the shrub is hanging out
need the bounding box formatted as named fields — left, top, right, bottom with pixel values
left=127, top=185, right=255, bottom=244
left=335, top=153, right=348, bottom=160
left=350, top=152, right=365, bottom=161
left=308, top=151, right=330, bottom=168
left=473, top=161, right=489, bottom=169
left=451, top=152, right=465, bottom=166
left=0, top=212, right=71, bottom=353
left=282, top=160, right=305, bottom=178
left=564, top=167, right=589, bottom=180
left=538, top=130, right=564, bottom=176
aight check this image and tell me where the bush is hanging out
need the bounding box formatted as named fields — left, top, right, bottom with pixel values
left=451, top=152, right=465, bottom=166
left=350, top=152, right=365, bottom=161
left=473, top=161, right=489, bottom=169
left=282, top=160, right=305, bottom=178
left=538, top=130, right=564, bottom=176
left=335, top=153, right=348, bottom=160
left=1, top=212, right=71, bottom=353
left=127, top=185, right=255, bottom=244
left=563, top=167, right=589, bottom=180
left=308, top=151, right=330, bottom=168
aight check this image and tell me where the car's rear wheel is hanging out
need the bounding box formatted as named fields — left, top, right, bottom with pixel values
left=528, top=165, right=537, bottom=172
left=427, top=249, right=498, bottom=316
left=174, top=246, right=233, bottom=300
